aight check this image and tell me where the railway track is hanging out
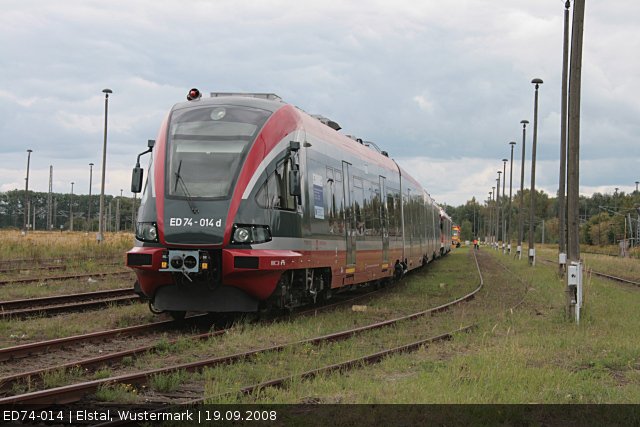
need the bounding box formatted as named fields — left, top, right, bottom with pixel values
left=0, top=270, right=133, bottom=287
left=202, top=249, right=532, bottom=406
left=0, top=256, right=121, bottom=268
left=0, top=287, right=384, bottom=396
left=0, top=265, right=67, bottom=274
left=539, top=257, right=640, bottom=287
left=0, top=288, right=141, bottom=319
left=0, top=253, right=483, bottom=406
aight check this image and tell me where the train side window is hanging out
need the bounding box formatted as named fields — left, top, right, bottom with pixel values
left=256, top=160, right=295, bottom=211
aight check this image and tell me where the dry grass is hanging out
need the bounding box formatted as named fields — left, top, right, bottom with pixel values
left=0, top=230, right=133, bottom=261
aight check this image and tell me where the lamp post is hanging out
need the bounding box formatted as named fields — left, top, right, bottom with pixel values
left=529, top=78, right=544, bottom=266
left=88, top=163, right=94, bottom=232
left=70, top=182, right=75, bottom=232
left=501, top=158, right=508, bottom=253
left=517, top=120, right=529, bottom=259
left=23, top=149, right=33, bottom=234
left=558, top=0, right=571, bottom=275
left=508, top=141, right=516, bottom=254
left=489, top=189, right=494, bottom=244
left=97, top=88, right=112, bottom=243
left=116, top=189, right=123, bottom=232
left=496, top=172, right=501, bottom=249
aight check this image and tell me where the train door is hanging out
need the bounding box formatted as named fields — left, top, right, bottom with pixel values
left=379, top=176, right=389, bottom=264
left=342, top=161, right=356, bottom=266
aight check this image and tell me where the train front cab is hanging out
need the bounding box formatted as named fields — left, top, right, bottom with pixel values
left=126, top=96, right=306, bottom=315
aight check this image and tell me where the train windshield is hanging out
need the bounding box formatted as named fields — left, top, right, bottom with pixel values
left=166, top=105, right=271, bottom=198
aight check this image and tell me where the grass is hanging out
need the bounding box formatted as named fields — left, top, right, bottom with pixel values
left=0, top=230, right=133, bottom=261
left=198, top=247, right=640, bottom=405
left=4, top=232, right=639, bottom=409
left=94, top=382, right=139, bottom=403
left=537, top=244, right=640, bottom=280
left=149, top=369, right=190, bottom=393
left=0, top=302, right=154, bottom=348
left=41, top=366, right=85, bottom=389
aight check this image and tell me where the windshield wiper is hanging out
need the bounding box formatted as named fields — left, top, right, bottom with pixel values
left=174, top=160, right=199, bottom=214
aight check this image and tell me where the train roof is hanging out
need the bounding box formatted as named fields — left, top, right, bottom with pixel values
left=171, top=92, right=286, bottom=114
left=172, top=90, right=437, bottom=203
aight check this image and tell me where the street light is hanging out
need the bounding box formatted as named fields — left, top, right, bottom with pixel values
left=97, top=88, right=112, bottom=243
left=529, top=78, right=544, bottom=266
left=490, top=189, right=494, bottom=244
left=507, top=142, right=516, bottom=254
left=517, top=120, right=529, bottom=259
left=88, top=162, right=94, bottom=232
left=496, top=171, right=501, bottom=249
left=70, top=181, right=75, bottom=232
left=501, top=158, right=508, bottom=253
left=116, top=189, right=123, bottom=232
left=23, top=149, right=33, bottom=234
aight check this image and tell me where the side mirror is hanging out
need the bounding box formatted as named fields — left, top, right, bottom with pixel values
left=289, top=169, right=301, bottom=197
left=131, top=139, right=155, bottom=193
left=131, top=166, right=144, bottom=193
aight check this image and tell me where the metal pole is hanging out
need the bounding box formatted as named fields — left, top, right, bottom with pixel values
left=88, top=163, right=94, bottom=232
left=97, top=88, right=112, bottom=243
left=116, top=189, right=122, bottom=232
left=496, top=173, right=501, bottom=249
left=489, top=190, right=494, bottom=244
left=47, top=165, right=53, bottom=230
left=70, top=181, right=74, bottom=231
left=23, top=149, right=33, bottom=233
left=558, top=0, right=571, bottom=275
left=517, top=120, right=529, bottom=259
left=507, top=142, right=516, bottom=254
left=132, top=193, right=137, bottom=232
left=502, top=158, right=507, bottom=253
left=529, top=78, right=544, bottom=266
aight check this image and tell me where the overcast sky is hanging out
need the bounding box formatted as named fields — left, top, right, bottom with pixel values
left=1, top=0, right=638, bottom=207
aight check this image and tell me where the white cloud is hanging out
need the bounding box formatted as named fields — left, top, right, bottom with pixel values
left=1, top=0, right=639, bottom=209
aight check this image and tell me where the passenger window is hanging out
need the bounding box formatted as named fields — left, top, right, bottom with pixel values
left=256, top=159, right=296, bottom=210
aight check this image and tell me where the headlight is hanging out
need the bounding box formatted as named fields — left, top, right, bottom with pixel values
left=231, top=224, right=272, bottom=244
left=136, top=222, right=159, bottom=242
left=234, top=227, right=251, bottom=243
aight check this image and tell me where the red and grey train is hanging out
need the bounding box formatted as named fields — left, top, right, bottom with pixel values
left=126, top=90, right=452, bottom=318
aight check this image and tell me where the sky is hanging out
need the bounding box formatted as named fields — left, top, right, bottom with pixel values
left=1, top=0, right=639, bottom=207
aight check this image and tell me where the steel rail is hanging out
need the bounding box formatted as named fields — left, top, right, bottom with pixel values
left=0, top=289, right=141, bottom=320
left=0, top=255, right=121, bottom=267
left=588, top=270, right=640, bottom=287
left=0, top=265, right=67, bottom=274
left=538, top=257, right=640, bottom=287
left=0, top=317, right=208, bottom=362
left=0, top=288, right=136, bottom=311
left=0, top=271, right=132, bottom=287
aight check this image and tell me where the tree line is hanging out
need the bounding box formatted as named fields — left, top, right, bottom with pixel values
left=0, top=189, right=138, bottom=232
left=446, top=189, right=640, bottom=246
left=4, top=187, right=638, bottom=246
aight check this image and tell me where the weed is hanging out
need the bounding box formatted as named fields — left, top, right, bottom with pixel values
left=41, top=366, right=85, bottom=389
left=149, top=370, right=189, bottom=393
left=93, top=368, right=113, bottom=380
left=94, top=382, right=138, bottom=403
